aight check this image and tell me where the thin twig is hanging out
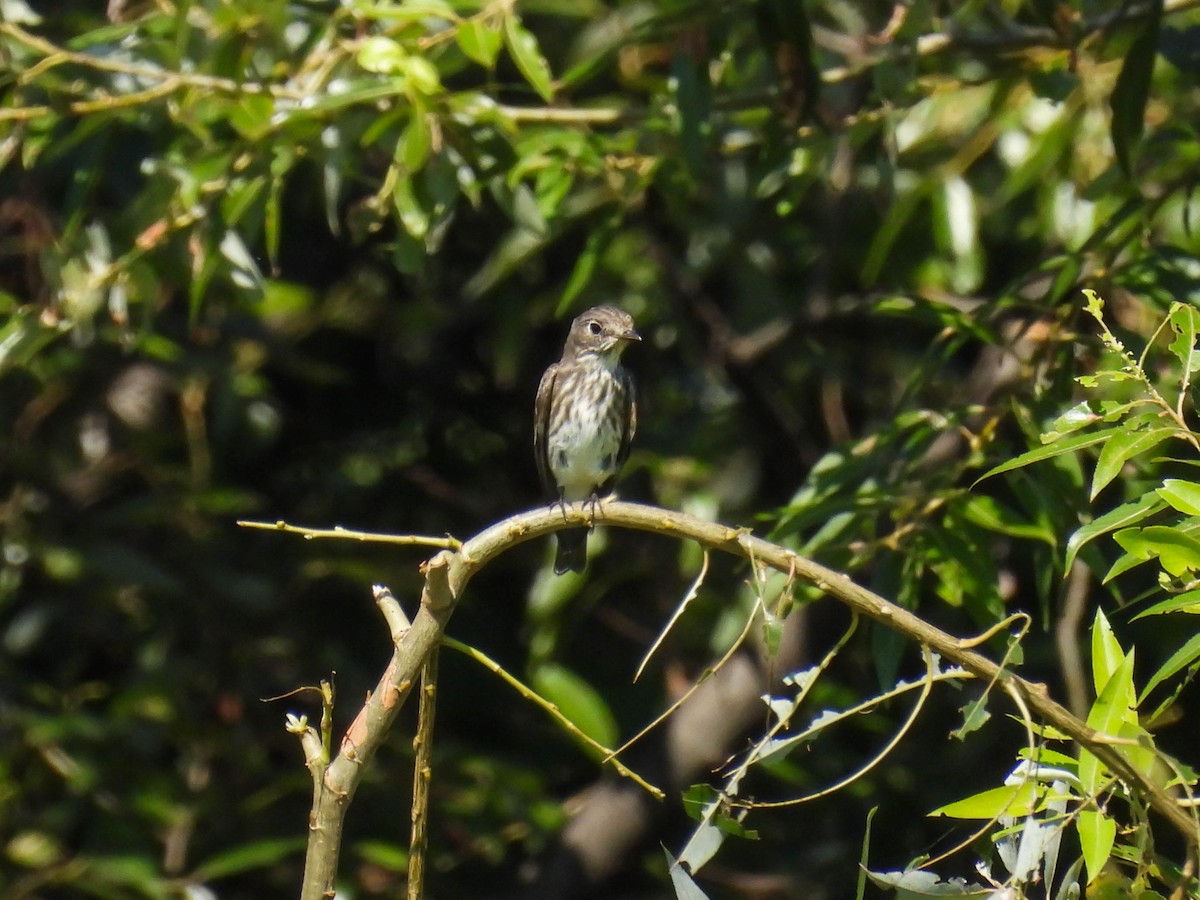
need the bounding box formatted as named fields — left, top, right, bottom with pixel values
left=238, top=519, right=461, bottom=550
left=407, top=648, right=438, bottom=900
left=603, top=590, right=760, bottom=765
left=634, top=548, right=708, bottom=683
left=739, top=645, right=940, bottom=809
left=443, top=636, right=663, bottom=798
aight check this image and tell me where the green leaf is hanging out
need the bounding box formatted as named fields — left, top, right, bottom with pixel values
left=1102, top=546, right=1152, bottom=583
left=678, top=785, right=729, bottom=873
left=1138, top=630, right=1200, bottom=700
left=959, top=494, right=1056, bottom=544
left=1114, top=525, right=1200, bottom=576
left=1016, top=745, right=1078, bottom=767
left=1045, top=254, right=1083, bottom=306
left=1167, top=302, right=1200, bottom=374
left=672, top=51, right=711, bottom=179
left=356, top=840, right=408, bottom=870
left=393, top=176, right=429, bottom=239
left=1091, top=427, right=1176, bottom=499
left=402, top=111, right=431, bottom=172
left=503, top=14, right=554, bottom=102
left=1064, top=492, right=1166, bottom=575
left=862, top=184, right=931, bottom=286
left=192, top=838, right=306, bottom=881
left=1090, top=608, right=1125, bottom=697
left=1045, top=401, right=1102, bottom=439
left=1110, top=0, right=1163, bottom=177
left=1077, top=809, right=1117, bottom=885
left=358, top=35, right=407, bottom=74
left=78, top=855, right=164, bottom=892
left=1131, top=588, right=1200, bottom=620
left=529, top=662, right=618, bottom=748
left=402, top=55, right=442, bottom=95
left=1079, top=652, right=1137, bottom=796
left=681, top=783, right=719, bottom=821
left=365, top=0, right=455, bottom=20
left=950, top=696, right=991, bottom=740
left=929, top=781, right=1039, bottom=819
left=557, top=215, right=619, bottom=314
left=0, top=308, right=59, bottom=374
left=974, top=429, right=1120, bottom=486
left=457, top=17, right=502, bottom=68
left=1157, top=478, right=1200, bottom=515
left=227, top=95, right=275, bottom=140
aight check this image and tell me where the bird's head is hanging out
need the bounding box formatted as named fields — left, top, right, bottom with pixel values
left=565, top=306, right=641, bottom=362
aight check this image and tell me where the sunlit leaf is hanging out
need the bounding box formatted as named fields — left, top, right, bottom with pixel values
left=664, top=847, right=712, bottom=899
left=1077, top=810, right=1117, bottom=886
left=679, top=785, right=731, bottom=873
left=402, top=111, right=432, bottom=172
left=1157, top=478, right=1200, bottom=516
left=1090, top=608, right=1125, bottom=697
left=1045, top=402, right=1101, bottom=439
left=402, top=55, right=442, bottom=95
left=219, top=230, right=264, bottom=291
left=458, top=17, right=503, bottom=67
left=393, top=176, right=430, bottom=238
left=503, top=14, right=554, bottom=102
left=950, top=695, right=990, bottom=740
left=1091, top=427, right=1176, bottom=499
left=228, top=95, right=275, bottom=141
left=974, top=429, right=1119, bottom=486
left=1138, top=630, right=1200, bottom=701
left=358, top=35, right=407, bottom=74
left=1064, top=492, right=1166, bottom=574
left=1114, top=525, right=1200, bottom=576
left=1131, top=588, right=1200, bottom=620
left=865, top=869, right=992, bottom=896
left=1079, top=653, right=1137, bottom=797
left=1167, top=302, right=1200, bottom=374
left=929, top=782, right=1039, bottom=819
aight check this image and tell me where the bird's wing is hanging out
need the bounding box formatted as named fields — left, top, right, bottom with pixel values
left=533, top=361, right=559, bottom=495
left=616, top=367, right=636, bottom=470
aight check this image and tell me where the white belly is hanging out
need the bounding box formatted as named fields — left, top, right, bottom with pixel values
left=547, top=416, right=621, bottom=501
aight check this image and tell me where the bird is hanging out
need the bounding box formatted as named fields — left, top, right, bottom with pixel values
left=534, top=306, right=640, bottom=575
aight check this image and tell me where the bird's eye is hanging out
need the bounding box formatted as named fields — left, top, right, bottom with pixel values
left=587, top=321, right=602, bottom=335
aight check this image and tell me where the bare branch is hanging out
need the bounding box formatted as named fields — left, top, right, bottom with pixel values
left=278, top=499, right=1199, bottom=897
left=238, top=519, right=460, bottom=550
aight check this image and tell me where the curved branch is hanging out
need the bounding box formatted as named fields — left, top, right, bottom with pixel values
left=259, top=498, right=1199, bottom=897
left=463, top=501, right=1200, bottom=847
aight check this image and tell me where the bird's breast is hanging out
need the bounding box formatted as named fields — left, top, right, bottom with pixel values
left=545, top=366, right=627, bottom=499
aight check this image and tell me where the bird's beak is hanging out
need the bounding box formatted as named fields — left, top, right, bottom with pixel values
left=620, top=328, right=642, bottom=343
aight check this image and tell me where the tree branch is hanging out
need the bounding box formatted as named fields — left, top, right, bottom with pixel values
left=252, top=498, right=1199, bottom=897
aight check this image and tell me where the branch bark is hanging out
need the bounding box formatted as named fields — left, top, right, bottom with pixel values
left=271, top=499, right=1199, bottom=898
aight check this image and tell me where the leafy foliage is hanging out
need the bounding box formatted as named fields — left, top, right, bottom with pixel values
left=3, top=0, right=1200, bottom=896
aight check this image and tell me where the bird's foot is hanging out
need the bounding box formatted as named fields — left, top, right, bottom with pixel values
left=584, top=492, right=605, bottom=529
left=548, top=494, right=570, bottom=523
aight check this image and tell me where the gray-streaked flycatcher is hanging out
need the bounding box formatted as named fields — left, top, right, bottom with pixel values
left=534, top=306, right=640, bottom=574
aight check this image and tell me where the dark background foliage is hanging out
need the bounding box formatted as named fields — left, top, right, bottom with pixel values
left=2, top=0, right=1199, bottom=896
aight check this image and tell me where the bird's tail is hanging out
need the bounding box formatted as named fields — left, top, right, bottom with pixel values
left=554, top=528, right=587, bottom=575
